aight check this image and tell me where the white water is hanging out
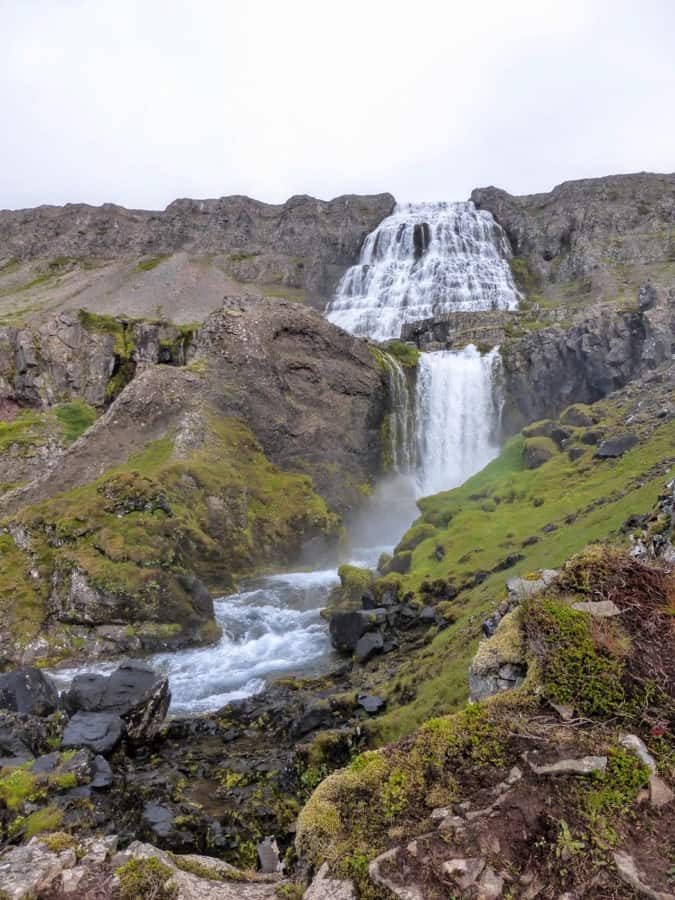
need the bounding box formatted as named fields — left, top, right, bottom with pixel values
left=50, top=569, right=339, bottom=715
left=326, top=201, right=519, bottom=341
left=415, top=346, right=502, bottom=496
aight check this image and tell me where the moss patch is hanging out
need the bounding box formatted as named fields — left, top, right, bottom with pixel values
left=54, top=400, right=97, bottom=445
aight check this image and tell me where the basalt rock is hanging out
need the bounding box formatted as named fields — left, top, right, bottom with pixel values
left=62, top=664, right=170, bottom=742
left=0, top=667, right=59, bottom=717
left=500, top=297, right=673, bottom=433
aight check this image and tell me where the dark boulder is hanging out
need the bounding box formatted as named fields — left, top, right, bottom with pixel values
left=91, top=754, right=113, bottom=789
left=358, top=695, right=385, bottom=715
left=581, top=429, right=604, bottom=445
left=293, top=701, right=334, bottom=737
left=329, top=611, right=371, bottom=653
left=595, top=434, right=638, bottom=458
left=568, top=446, right=585, bottom=461
left=62, top=664, right=170, bottom=742
left=0, top=667, right=58, bottom=717
left=61, top=711, right=124, bottom=755
left=0, top=711, right=54, bottom=764
left=560, top=406, right=594, bottom=428
left=354, top=631, right=384, bottom=662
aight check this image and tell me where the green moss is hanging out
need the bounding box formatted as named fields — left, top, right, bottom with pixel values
left=0, top=410, right=46, bottom=454
left=524, top=599, right=626, bottom=717
left=117, top=857, right=178, bottom=900
left=169, top=853, right=253, bottom=882
left=0, top=766, right=42, bottom=809
left=54, top=401, right=97, bottom=444
left=337, top=564, right=373, bottom=603
left=471, top=607, right=525, bottom=676
left=382, top=340, right=420, bottom=368
left=523, top=435, right=558, bottom=466
left=39, top=831, right=80, bottom=853
left=48, top=772, right=78, bottom=791
left=394, top=523, right=437, bottom=554
left=509, top=256, right=542, bottom=296
left=22, top=805, right=63, bottom=840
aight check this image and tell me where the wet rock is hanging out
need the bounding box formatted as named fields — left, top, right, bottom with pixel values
left=595, top=434, right=638, bottom=458
left=581, top=429, right=604, bottom=445
left=528, top=755, right=607, bottom=776
left=560, top=406, right=594, bottom=428
left=257, top=837, right=281, bottom=874
left=354, top=631, right=384, bottom=662
left=506, top=570, right=557, bottom=602
left=571, top=599, right=622, bottom=617
left=0, top=667, right=59, bottom=717
left=61, top=711, right=124, bottom=755
left=329, top=611, right=371, bottom=653
left=62, top=664, right=170, bottom=742
left=361, top=590, right=378, bottom=610
left=357, top=695, right=385, bottom=715
left=524, top=440, right=555, bottom=469
left=304, top=861, right=356, bottom=899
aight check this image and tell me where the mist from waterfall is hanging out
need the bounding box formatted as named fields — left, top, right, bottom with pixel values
left=326, top=201, right=519, bottom=341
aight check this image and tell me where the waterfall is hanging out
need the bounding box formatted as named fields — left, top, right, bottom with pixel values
left=415, top=346, right=502, bottom=497
left=326, top=200, right=519, bottom=341
left=381, top=354, right=415, bottom=473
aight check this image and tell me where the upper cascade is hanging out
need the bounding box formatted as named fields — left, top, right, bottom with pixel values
left=325, top=200, right=520, bottom=341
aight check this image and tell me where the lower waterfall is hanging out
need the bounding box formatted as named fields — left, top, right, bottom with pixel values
left=414, top=346, right=502, bottom=497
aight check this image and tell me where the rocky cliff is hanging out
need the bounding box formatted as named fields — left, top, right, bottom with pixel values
left=0, top=193, right=395, bottom=318
left=472, top=172, right=675, bottom=308
left=0, top=296, right=387, bottom=665
left=499, top=282, right=674, bottom=433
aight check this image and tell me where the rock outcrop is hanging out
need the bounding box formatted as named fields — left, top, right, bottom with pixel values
left=472, top=172, right=675, bottom=304
left=499, top=287, right=673, bottom=432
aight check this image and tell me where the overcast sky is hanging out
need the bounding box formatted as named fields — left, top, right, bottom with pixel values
left=2, top=0, right=674, bottom=210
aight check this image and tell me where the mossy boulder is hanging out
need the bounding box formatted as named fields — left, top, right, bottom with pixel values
left=523, top=435, right=557, bottom=469
left=393, top=523, right=437, bottom=555
left=560, top=403, right=595, bottom=428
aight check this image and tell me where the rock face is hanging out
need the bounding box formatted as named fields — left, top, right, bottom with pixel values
left=0, top=312, right=193, bottom=410
left=0, top=192, right=395, bottom=310
left=187, top=294, right=386, bottom=513
left=472, top=173, right=675, bottom=302
left=500, top=294, right=673, bottom=432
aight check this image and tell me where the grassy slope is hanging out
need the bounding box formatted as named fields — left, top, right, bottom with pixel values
left=370, top=395, right=675, bottom=743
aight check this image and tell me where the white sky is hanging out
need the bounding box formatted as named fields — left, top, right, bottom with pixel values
left=2, top=0, right=674, bottom=210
